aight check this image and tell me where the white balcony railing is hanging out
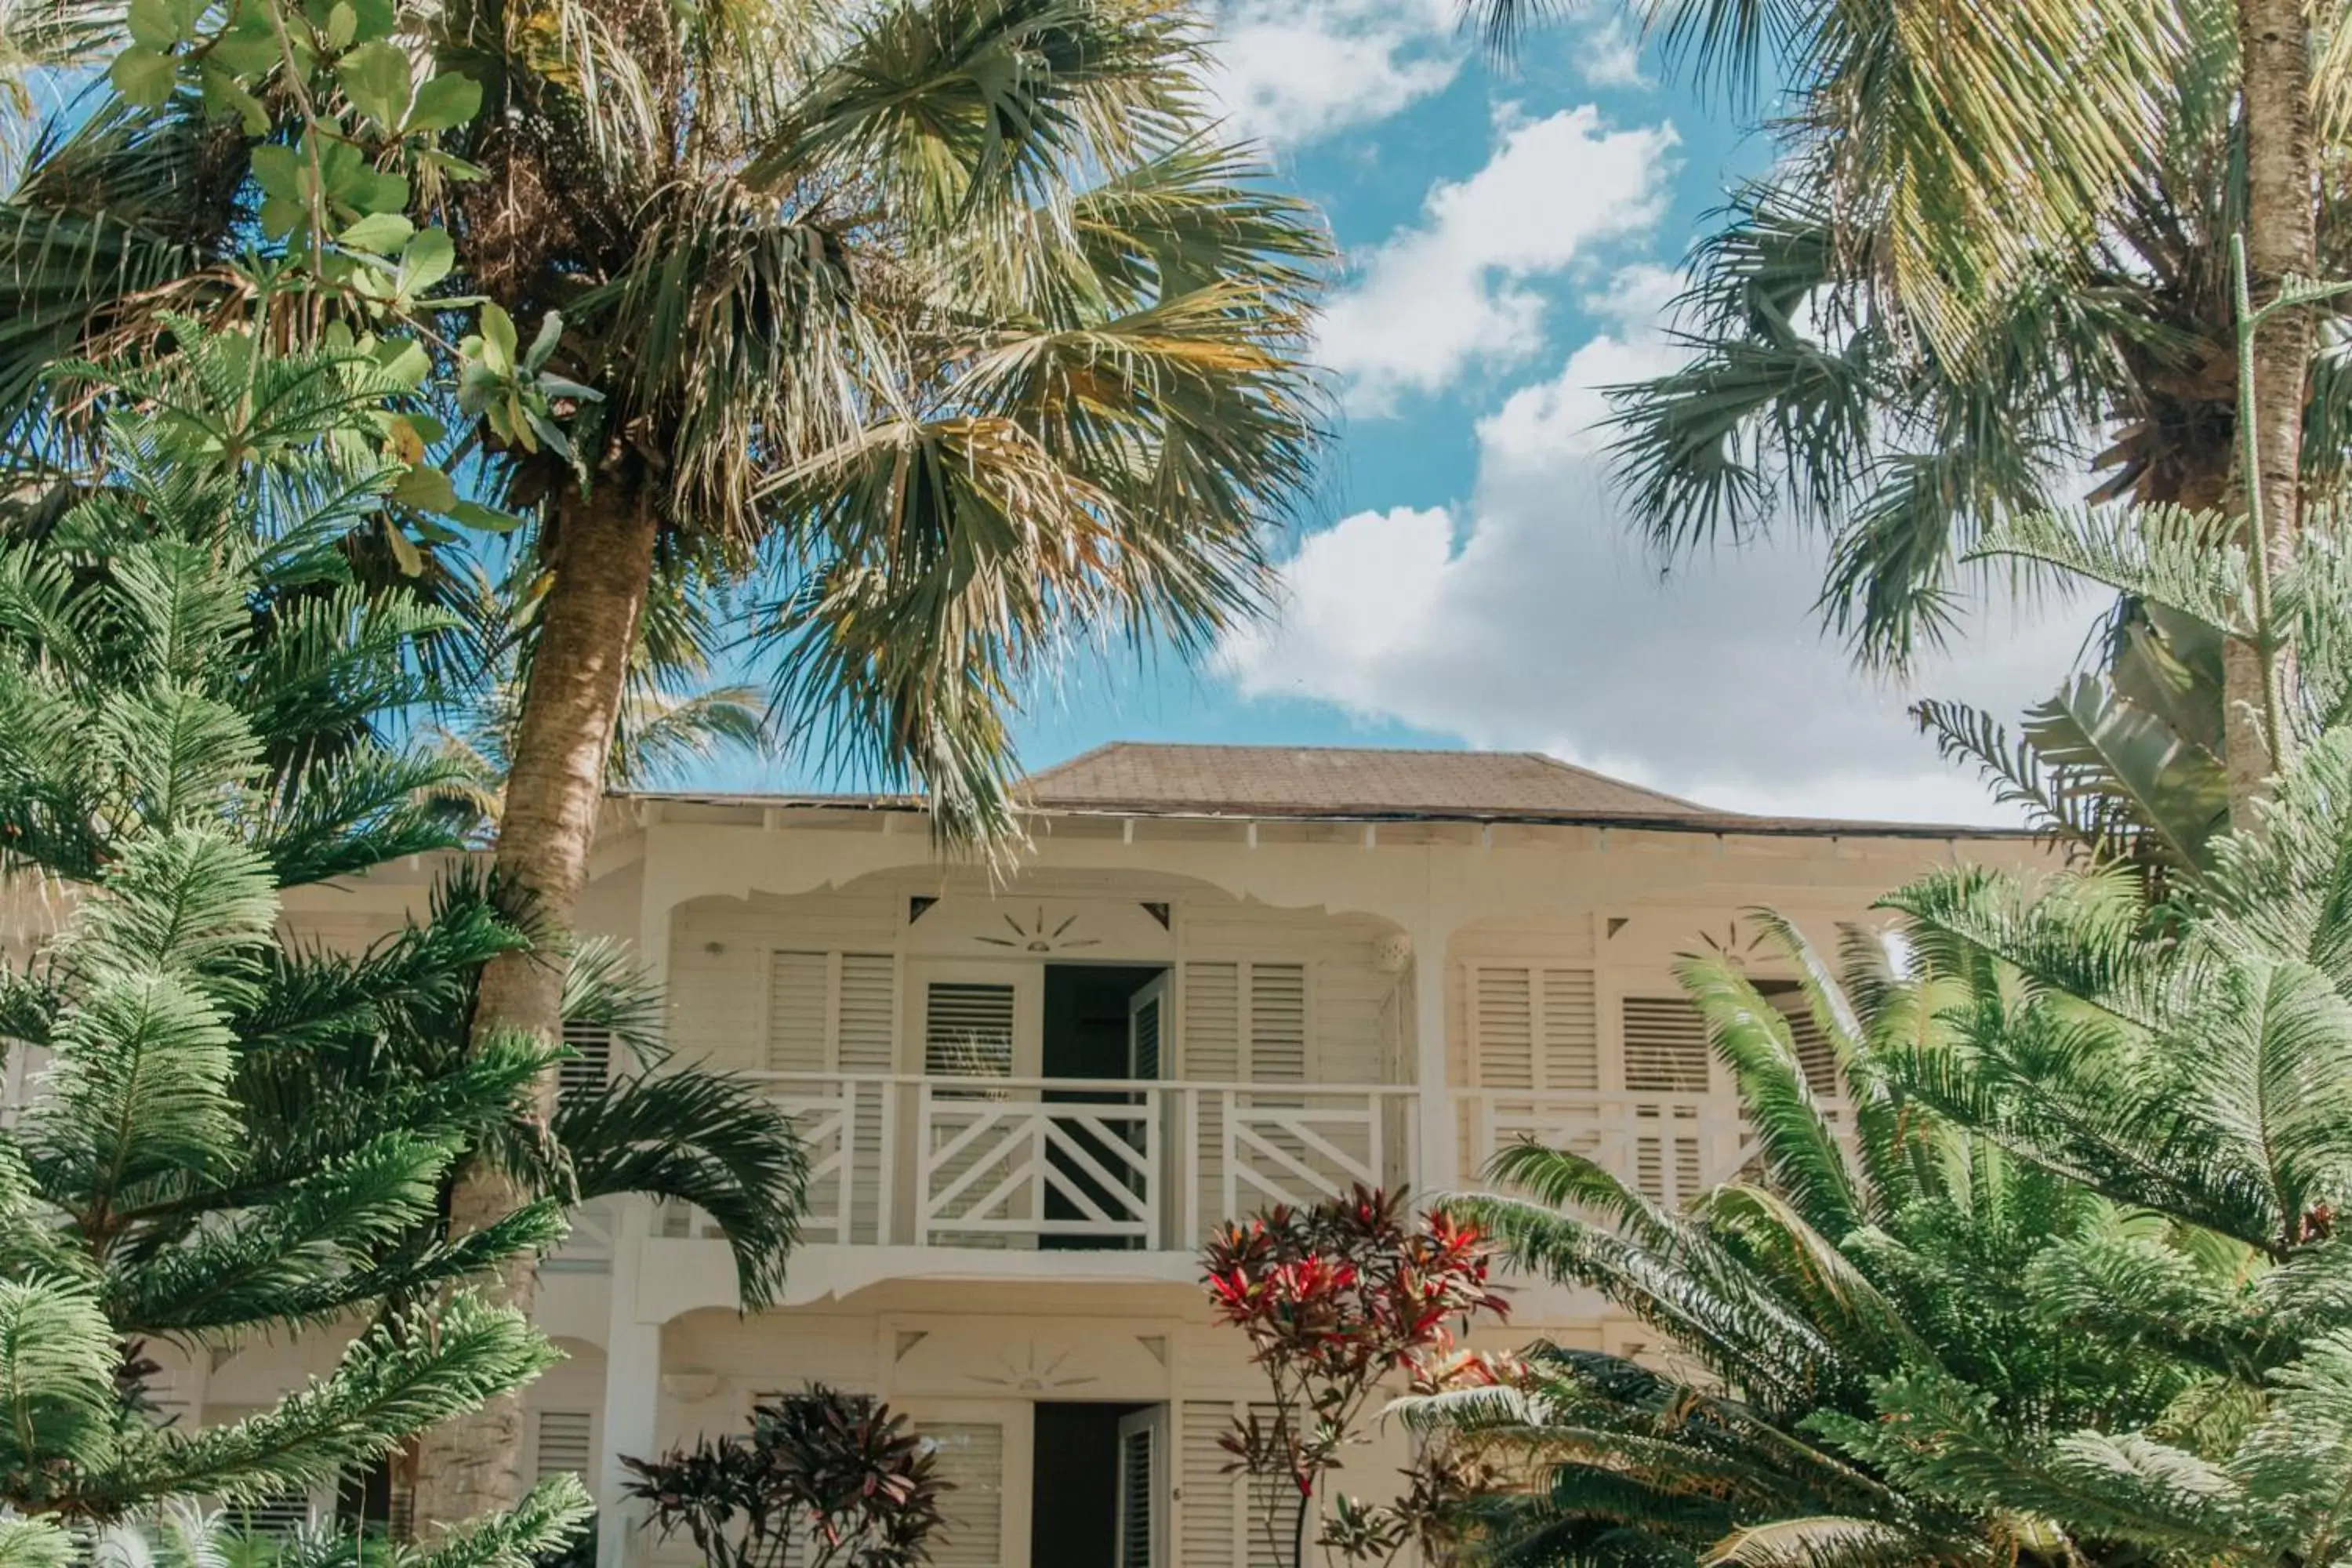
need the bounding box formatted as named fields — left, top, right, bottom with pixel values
left=661, top=1075, right=1421, bottom=1252
left=1455, top=1089, right=1760, bottom=1210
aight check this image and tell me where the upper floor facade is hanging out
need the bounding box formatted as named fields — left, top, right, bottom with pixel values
left=423, top=742, right=2044, bottom=1318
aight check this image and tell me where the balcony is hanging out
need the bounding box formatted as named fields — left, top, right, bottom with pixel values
left=670, top=1074, right=1421, bottom=1254
left=1455, top=1087, right=1769, bottom=1207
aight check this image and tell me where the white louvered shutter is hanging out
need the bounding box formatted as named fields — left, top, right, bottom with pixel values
left=918, top=1423, right=1005, bottom=1567
left=1178, top=1402, right=1288, bottom=1568
left=838, top=954, right=897, bottom=1071
left=838, top=953, right=896, bottom=1241
left=1621, top=996, right=1711, bottom=1092
left=1539, top=969, right=1600, bottom=1088
left=1182, top=964, right=1242, bottom=1079
left=533, top=1410, right=593, bottom=1483
left=1472, top=967, right=1598, bottom=1091
left=1129, top=976, right=1166, bottom=1080
left=1621, top=995, right=1710, bottom=1203
left=1116, top=1406, right=1166, bottom=1568
left=766, top=950, right=829, bottom=1073
left=1471, top=967, right=1534, bottom=1088
left=240, top=1492, right=314, bottom=1537
left=1247, top=964, right=1308, bottom=1081
left=1178, top=1402, right=1238, bottom=1568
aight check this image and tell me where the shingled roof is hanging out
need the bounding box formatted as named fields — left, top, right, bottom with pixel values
left=625, top=742, right=2028, bottom=839
left=1020, top=743, right=1714, bottom=822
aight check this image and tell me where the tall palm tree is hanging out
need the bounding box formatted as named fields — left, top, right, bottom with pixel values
left=1469, top=0, right=2328, bottom=813
left=1, top=0, right=1327, bottom=1524
left=1419, top=913, right=2238, bottom=1568
left=422, top=558, right=772, bottom=829
left=418, top=5, right=1323, bottom=1523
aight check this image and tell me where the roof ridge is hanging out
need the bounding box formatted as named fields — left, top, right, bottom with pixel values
left=1018, top=739, right=1123, bottom=782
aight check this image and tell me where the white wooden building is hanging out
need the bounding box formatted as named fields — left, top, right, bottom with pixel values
left=69, top=744, right=2043, bottom=1567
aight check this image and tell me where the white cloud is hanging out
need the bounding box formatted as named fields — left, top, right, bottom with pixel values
left=1317, top=107, right=1679, bottom=412
left=1206, top=0, right=1462, bottom=146
left=1573, top=15, right=1650, bottom=89
left=1220, top=272, right=2096, bottom=825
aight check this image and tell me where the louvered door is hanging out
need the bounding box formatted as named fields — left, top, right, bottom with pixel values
left=915, top=967, right=1038, bottom=1245
left=905, top=1400, right=1031, bottom=1568
left=1177, top=1400, right=1287, bottom=1568
left=1115, top=1406, right=1168, bottom=1568
left=1620, top=994, right=1711, bottom=1203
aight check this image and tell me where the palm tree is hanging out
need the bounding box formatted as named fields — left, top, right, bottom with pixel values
left=1757, top=735, right=2352, bottom=1568
left=2, top=0, right=1327, bottom=1522
left=417, top=7, right=1323, bottom=1521
left=422, top=559, right=771, bottom=829
left=1421, top=913, right=2238, bottom=1568
left=1465, top=0, right=2327, bottom=808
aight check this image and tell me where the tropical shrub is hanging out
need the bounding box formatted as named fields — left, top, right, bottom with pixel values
left=1839, top=735, right=2352, bottom=1567
left=0, top=365, right=586, bottom=1562
left=1418, top=914, right=2241, bottom=1568
left=621, top=1386, right=948, bottom=1568
left=2, top=328, right=810, bottom=1308
left=1201, top=1186, right=1508, bottom=1568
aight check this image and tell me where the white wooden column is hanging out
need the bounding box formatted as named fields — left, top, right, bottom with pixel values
left=599, top=851, right=677, bottom=1568
left=1410, top=916, right=1460, bottom=1196
left=595, top=1199, right=660, bottom=1568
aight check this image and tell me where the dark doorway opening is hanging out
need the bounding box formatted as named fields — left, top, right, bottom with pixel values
left=1030, top=1401, right=1155, bottom=1568
left=1040, top=964, right=1166, bottom=1251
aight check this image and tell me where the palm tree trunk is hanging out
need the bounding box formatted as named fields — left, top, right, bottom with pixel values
left=2227, top=0, right=2317, bottom=818
left=412, top=476, right=659, bottom=1531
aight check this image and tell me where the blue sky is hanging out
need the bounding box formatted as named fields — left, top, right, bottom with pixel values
left=734, top=2, right=2101, bottom=824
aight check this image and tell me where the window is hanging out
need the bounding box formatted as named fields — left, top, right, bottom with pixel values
left=534, top=1409, right=593, bottom=1483
left=557, top=1022, right=611, bottom=1098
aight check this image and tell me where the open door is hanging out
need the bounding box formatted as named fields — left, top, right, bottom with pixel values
left=1127, top=973, right=1168, bottom=1082
left=1114, top=1405, right=1167, bottom=1568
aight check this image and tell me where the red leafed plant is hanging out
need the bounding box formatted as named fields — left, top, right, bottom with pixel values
left=1200, top=1186, right=1508, bottom=1567
left=620, top=1385, right=948, bottom=1568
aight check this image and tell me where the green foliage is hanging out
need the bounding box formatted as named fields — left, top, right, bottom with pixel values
left=0, top=328, right=808, bottom=1312
left=1419, top=917, right=2244, bottom=1568
left=0, top=362, right=588, bottom=1564
left=2, top=0, right=1330, bottom=843
left=1587, top=0, right=2352, bottom=673
left=0, top=333, right=805, bottom=1557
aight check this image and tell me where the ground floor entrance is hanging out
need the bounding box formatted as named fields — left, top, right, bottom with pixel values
left=1031, top=1402, right=1160, bottom=1568
left=904, top=1398, right=1169, bottom=1568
